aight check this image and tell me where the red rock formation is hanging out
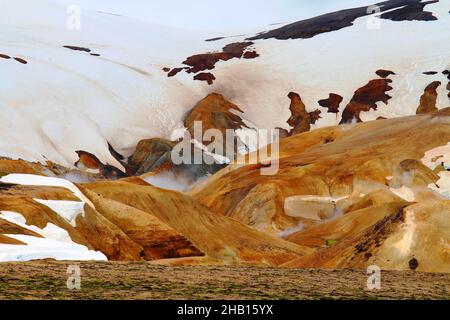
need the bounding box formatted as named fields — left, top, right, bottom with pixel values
left=416, top=81, right=441, bottom=114
left=167, top=67, right=185, bottom=77
left=243, top=51, right=259, bottom=59
left=340, top=79, right=393, bottom=124
left=75, top=151, right=103, bottom=170
left=127, top=138, right=176, bottom=176
left=318, top=93, right=343, bottom=113
left=287, top=92, right=321, bottom=135
left=182, top=42, right=255, bottom=74
left=193, top=72, right=216, bottom=85
left=184, top=93, right=247, bottom=138
left=168, top=42, right=259, bottom=83
left=75, top=150, right=126, bottom=180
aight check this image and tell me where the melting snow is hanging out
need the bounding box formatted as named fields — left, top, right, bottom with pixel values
left=0, top=235, right=106, bottom=261
left=0, top=211, right=106, bottom=261
left=421, top=143, right=450, bottom=199
left=0, top=174, right=94, bottom=207
left=33, top=199, right=85, bottom=227
left=0, top=174, right=95, bottom=226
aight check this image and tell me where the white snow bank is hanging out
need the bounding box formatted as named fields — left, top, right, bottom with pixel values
left=421, top=143, right=450, bottom=170
left=421, top=143, right=450, bottom=199
left=0, top=235, right=107, bottom=261
left=0, top=211, right=106, bottom=261
left=428, top=172, right=450, bottom=199
left=0, top=174, right=94, bottom=226
left=33, top=199, right=85, bottom=227
left=0, top=174, right=94, bottom=207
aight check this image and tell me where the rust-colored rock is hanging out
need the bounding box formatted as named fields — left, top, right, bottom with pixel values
left=168, top=42, right=259, bottom=83
left=340, top=79, right=393, bottom=123
left=416, top=81, right=441, bottom=114
left=82, top=180, right=311, bottom=266
left=287, top=92, right=321, bottom=135
left=127, top=138, right=176, bottom=175
left=190, top=109, right=450, bottom=248
left=167, top=67, right=184, bottom=77
left=184, top=93, right=247, bottom=144
left=243, top=51, right=259, bottom=59
left=193, top=72, right=216, bottom=85
left=82, top=189, right=203, bottom=260
left=182, top=42, right=255, bottom=74
left=75, top=150, right=126, bottom=180
left=318, top=93, right=343, bottom=113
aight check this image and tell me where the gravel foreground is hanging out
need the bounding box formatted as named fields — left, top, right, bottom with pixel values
left=0, top=261, right=448, bottom=300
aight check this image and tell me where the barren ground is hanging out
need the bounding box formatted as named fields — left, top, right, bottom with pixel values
left=0, top=261, right=448, bottom=300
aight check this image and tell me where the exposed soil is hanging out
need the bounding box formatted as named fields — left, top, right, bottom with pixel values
left=0, top=261, right=448, bottom=300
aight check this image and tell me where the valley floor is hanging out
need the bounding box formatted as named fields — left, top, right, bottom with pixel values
left=0, top=261, right=448, bottom=300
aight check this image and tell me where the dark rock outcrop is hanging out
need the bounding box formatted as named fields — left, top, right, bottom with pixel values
left=74, top=150, right=126, bottom=180
left=379, top=0, right=438, bottom=21
left=127, top=138, right=176, bottom=176
left=287, top=92, right=322, bottom=135
left=416, top=81, right=441, bottom=114
left=193, top=72, right=216, bottom=85
left=376, top=69, right=396, bottom=78
left=63, top=45, right=91, bottom=52
left=318, top=93, right=343, bottom=113
left=248, top=0, right=438, bottom=40
left=168, top=42, right=259, bottom=83
left=340, top=79, right=393, bottom=123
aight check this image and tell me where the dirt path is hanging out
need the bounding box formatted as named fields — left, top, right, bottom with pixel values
left=0, top=261, right=448, bottom=300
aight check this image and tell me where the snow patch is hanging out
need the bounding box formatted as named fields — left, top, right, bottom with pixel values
left=0, top=211, right=106, bottom=261
left=0, top=174, right=94, bottom=207
left=0, top=235, right=107, bottom=262
left=421, top=143, right=450, bottom=198
left=33, top=199, right=85, bottom=227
